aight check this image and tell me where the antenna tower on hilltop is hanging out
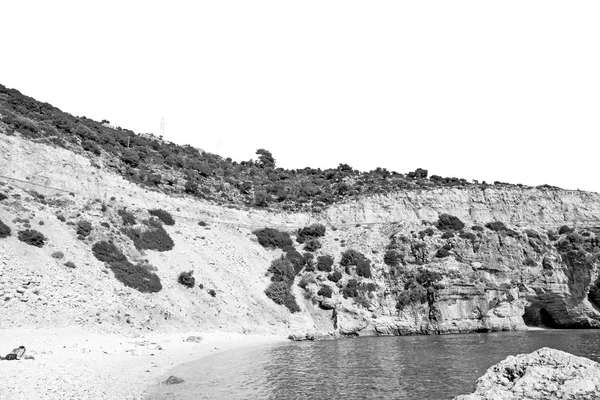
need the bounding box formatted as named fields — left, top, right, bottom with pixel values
left=160, top=118, right=165, bottom=139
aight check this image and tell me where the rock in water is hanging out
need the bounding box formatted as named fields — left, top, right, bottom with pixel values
left=455, top=347, right=600, bottom=400
left=163, top=376, right=184, bottom=385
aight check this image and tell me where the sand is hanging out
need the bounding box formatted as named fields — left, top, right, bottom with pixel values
left=0, top=328, right=287, bottom=400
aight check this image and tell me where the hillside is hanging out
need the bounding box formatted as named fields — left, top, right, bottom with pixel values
left=1, top=85, right=600, bottom=341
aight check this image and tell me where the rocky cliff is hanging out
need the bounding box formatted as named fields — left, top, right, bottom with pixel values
left=455, top=347, right=600, bottom=400
left=2, top=133, right=600, bottom=338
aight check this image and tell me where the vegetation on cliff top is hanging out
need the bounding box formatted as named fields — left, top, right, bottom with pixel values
left=0, top=84, right=559, bottom=213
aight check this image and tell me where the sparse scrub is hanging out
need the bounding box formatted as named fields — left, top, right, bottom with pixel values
left=384, top=250, right=401, bottom=267
left=267, top=256, right=296, bottom=282
left=558, top=225, right=574, bottom=235
left=342, top=279, right=359, bottom=298
left=64, top=261, right=76, bottom=269
left=340, top=249, right=367, bottom=267
left=485, top=221, right=520, bottom=238
left=285, top=249, right=306, bottom=274
left=51, top=251, right=64, bottom=259
left=17, top=229, right=46, bottom=247
left=265, top=281, right=300, bottom=313
left=356, top=259, right=372, bottom=278
left=148, top=209, right=175, bottom=226
left=0, top=193, right=7, bottom=201
left=208, top=289, right=217, bottom=297
left=441, top=231, right=455, bottom=239
left=178, top=270, right=195, bottom=288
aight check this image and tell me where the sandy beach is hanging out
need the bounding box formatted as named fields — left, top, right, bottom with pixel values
left=0, top=328, right=287, bottom=400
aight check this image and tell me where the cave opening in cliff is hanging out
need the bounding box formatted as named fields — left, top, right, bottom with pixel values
left=522, top=306, right=559, bottom=328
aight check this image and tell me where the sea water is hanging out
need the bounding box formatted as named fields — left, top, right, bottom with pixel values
left=147, top=330, right=600, bottom=399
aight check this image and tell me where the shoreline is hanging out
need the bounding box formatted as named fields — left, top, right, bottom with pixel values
left=0, top=327, right=288, bottom=400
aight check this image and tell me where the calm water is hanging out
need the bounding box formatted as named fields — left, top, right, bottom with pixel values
left=148, top=330, right=600, bottom=400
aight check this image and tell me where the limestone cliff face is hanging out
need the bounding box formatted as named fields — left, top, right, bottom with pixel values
left=2, top=134, right=600, bottom=337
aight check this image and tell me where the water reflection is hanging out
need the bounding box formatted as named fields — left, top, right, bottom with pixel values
left=147, top=330, right=600, bottom=400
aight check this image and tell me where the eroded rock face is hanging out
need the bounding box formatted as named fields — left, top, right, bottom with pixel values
left=454, top=348, right=600, bottom=400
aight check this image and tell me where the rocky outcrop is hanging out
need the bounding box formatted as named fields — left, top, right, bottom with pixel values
left=455, top=348, right=600, bottom=400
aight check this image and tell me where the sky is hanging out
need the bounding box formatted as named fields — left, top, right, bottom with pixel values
left=2, top=1, right=599, bottom=192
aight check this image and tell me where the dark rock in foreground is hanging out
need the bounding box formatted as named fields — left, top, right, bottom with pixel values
left=455, top=347, right=600, bottom=400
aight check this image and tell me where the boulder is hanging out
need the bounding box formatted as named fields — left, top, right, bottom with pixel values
left=455, top=347, right=600, bottom=400
left=163, top=375, right=184, bottom=385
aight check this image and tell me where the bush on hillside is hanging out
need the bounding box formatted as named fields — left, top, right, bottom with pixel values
left=109, top=260, right=163, bottom=293
left=285, top=249, right=306, bottom=274
left=316, top=255, right=334, bottom=272
left=303, top=239, right=321, bottom=252
left=485, top=221, right=520, bottom=238
left=558, top=225, right=574, bottom=235
left=327, top=270, right=342, bottom=283
left=118, top=209, right=136, bottom=226
left=264, top=281, right=300, bottom=313
left=436, top=214, right=465, bottom=231
left=267, top=256, right=296, bottom=282
left=303, top=253, right=315, bottom=272
left=148, top=209, right=175, bottom=226
left=317, top=285, right=333, bottom=298
left=178, top=270, right=195, bottom=288
left=76, top=220, right=93, bottom=237
left=356, top=259, right=372, bottom=278
left=441, top=231, right=455, bottom=239
left=51, top=251, right=64, bottom=259
left=472, top=225, right=484, bottom=232
left=64, top=261, right=77, bottom=269
left=92, top=240, right=162, bottom=293
left=0, top=193, right=7, bottom=201
left=342, top=279, right=359, bottom=298
left=126, top=225, right=174, bottom=252
left=17, top=229, right=46, bottom=247
left=340, top=249, right=365, bottom=266
left=383, top=250, right=401, bottom=267
left=0, top=219, right=11, bottom=238
left=296, top=224, right=326, bottom=244
left=92, top=241, right=128, bottom=263
left=254, top=228, right=292, bottom=249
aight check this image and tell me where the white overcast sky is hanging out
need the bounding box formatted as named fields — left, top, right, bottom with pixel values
left=2, top=1, right=599, bottom=192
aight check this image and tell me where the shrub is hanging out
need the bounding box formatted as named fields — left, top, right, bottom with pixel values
left=317, top=285, right=333, bottom=298
left=126, top=225, right=174, bottom=252
left=101, top=222, right=110, bottom=228
left=524, top=256, right=537, bottom=267
left=303, top=239, right=321, bottom=252
left=198, top=221, right=207, bottom=227
left=17, top=229, right=46, bottom=247
left=51, top=251, right=64, bottom=259
left=328, top=270, right=342, bottom=283
left=56, top=214, right=66, bottom=222
left=76, top=220, right=92, bottom=237
left=436, top=214, right=465, bottom=231
left=0, top=193, right=7, bottom=201
left=118, top=209, right=136, bottom=226
left=148, top=209, right=175, bottom=226
left=472, top=225, right=484, bottom=232
left=265, top=281, right=300, bottom=313
left=340, top=249, right=367, bottom=267
left=178, top=270, right=195, bottom=288
left=267, top=256, right=296, bottom=282
left=92, top=241, right=162, bottom=293
left=208, top=289, right=217, bottom=297
left=342, top=279, right=359, bottom=298
left=0, top=219, right=11, bottom=238
left=441, top=231, right=455, bottom=239
left=416, top=270, right=443, bottom=287
left=435, top=247, right=451, bottom=258
left=285, top=249, right=306, bottom=274
left=485, top=221, right=520, bottom=238
left=64, top=261, right=76, bottom=269
left=316, top=255, right=334, bottom=272
left=396, top=282, right=427, bottom=310
left=558, top=225, right=574, bottom=235
left=92, top=241, right=128, bottom=263
left=525, top=229, right=540, bottom=239
left=303, top=253, right=315, bottom=271
left=296, top=224, right=326, bottom=244
left=253, top=228, right=292, bottom=249
left=459, top=232, right=476, bottom=241
left=109, top=260, right=162, bottom=293
left=383, top=250, right=401, bottom=267
left=356, top=259, right=372, bottom=278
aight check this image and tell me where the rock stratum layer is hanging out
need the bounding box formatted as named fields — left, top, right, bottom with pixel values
left=455, top=347, right=600, bottom=400
left=2, top=134, right=600, bottom=338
